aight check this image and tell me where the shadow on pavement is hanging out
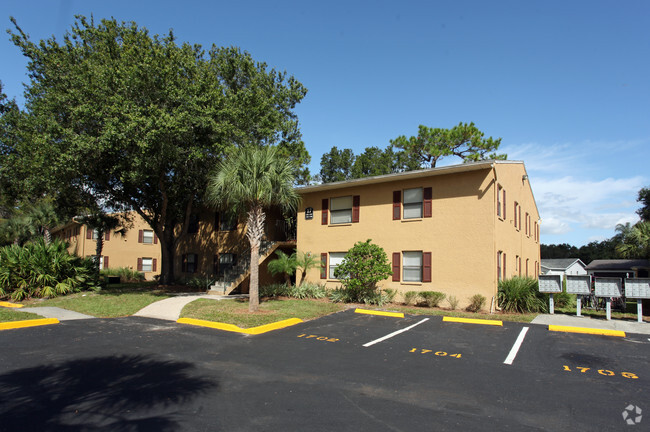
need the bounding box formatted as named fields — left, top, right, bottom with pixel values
left=0, top=354, right=217, bottom=431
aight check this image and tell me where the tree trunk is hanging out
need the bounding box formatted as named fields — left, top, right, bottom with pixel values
left=246, top=205, right=266, bottom=312
left=284, top=273, right=292, bottom=288
left=159, top=233, right=176, bottom=285
left=94, top=229, right=104, bottom=277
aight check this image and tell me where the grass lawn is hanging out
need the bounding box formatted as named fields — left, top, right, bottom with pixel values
left=0, top=308, right=44, bottom=322
left=21, top=282, right=171, bottom=318
left=181, top=298, right=346, bottom=328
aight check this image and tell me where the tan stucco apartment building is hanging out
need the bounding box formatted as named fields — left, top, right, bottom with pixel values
left=296, top=160, right=541, bottom=308
left=53, top=212, right=163, bottom=280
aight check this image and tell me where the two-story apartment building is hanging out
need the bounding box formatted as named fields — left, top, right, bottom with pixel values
left=52, top=212, right=163, bottom=280
left=296, top=160, right=540, bottom=308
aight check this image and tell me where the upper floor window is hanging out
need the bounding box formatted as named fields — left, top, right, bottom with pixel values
left=217, top=212, right=237, bottom=231
left=404, top=188, right=423, bottom=219
left=143, top=229, right=154, bottom=244
left=497, top=185, right=506, bottom=219
left=330, top=196, right=353, bottom=224
left=188, top=213, right=199, bottom=234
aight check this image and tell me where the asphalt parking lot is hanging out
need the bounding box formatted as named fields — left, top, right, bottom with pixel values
left=1, top=309, right=648, bottom=431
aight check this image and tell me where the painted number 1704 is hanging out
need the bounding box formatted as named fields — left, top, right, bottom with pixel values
left=409, top=348, right=462, bottom=358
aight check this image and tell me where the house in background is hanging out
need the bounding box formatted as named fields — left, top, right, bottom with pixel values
left=52, top=211, right=162, bottom=280
left=541, top=258, right=587, bottom=279
left=586, top=259, right=650, bottom=279
left=296, top=160, right=541, bottom=309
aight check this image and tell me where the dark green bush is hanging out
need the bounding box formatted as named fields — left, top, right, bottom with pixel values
left=466, top=294, right=487, bottom=312
left=0, top=239, right=98, bottom=300
left=100, top=266, right=145, bottom=282
left=418, top=291, right=446, bottom=307
left=498, top=277, right=547, bottom=313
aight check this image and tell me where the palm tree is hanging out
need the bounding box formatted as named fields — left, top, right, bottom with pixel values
left=267, top=250, right=297, bottom=287
left=295, top=250, right=319, bottom=286
left=206, top=146, right=300, bottom=312
left=78, top=211, right=127, bottom=276
left=616, top=221, right=650, bottom=259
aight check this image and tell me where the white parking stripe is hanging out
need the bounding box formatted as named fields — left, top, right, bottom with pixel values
left=503, top=326, right=529, bottom=365
left=363, top=318, right=430, bottom=347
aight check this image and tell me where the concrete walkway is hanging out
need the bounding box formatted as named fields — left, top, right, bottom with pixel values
left=20, top=307, right=95, bottom=321
left=531, top=313, right=650, bottom=335
left=133, top=294, right=247, bottom=321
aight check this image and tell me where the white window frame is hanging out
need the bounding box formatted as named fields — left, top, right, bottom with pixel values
left=329, top=252, right=346, bottom=279
left=403, top=251, right=423, bottom=282
left=330, top=196, right=353, bottom=224
left=91, top=229, right=100, bottom=240
left=403, top=188, right=423, bottom=219
left=143, top=229, right=154, bottom=244
left=141, top=257, right=153, bottom=272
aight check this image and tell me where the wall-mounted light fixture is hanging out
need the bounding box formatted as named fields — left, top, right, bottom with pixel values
left=522, top=175, right=528, bottom=181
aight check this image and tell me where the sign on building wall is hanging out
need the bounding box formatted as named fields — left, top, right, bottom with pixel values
left=625, top=278, right=650, bottom=299
left=538, top=275, right=562, bottom=293
left=305, top=207, right=313, bottom=220
left=594, top=278, right=623, bottom=298
left=566, top=275, right=591, bottom=295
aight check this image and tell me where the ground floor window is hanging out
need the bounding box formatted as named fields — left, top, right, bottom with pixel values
left=141, top=258, right=153, bottom=272
left=403, top=251, right=423, bottom=282
left=329, top=252, right=346, bottom=279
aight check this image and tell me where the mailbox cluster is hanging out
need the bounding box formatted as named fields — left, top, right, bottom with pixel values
left=537, top=275, right=650, bottom=322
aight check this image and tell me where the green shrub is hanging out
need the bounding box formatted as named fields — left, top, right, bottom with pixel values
left=181, top=276, right=212, bottom=291
left=498, top=277, right=547, bottom=313
left=260, top=283, right=289, bottom=298
left=100, top=267, right=145, bottom=282
left=403, top=291, right=419, bottom=305
left=381, top=288, right=397, bottom=304
left=447, top=295, right=459, bottom=310
left=466, top=294, right=486, bottom=312
left=287, top=282, right=328, bottom=299
left=0, top=239, right=98, bottom=300
left=333, top=239, right=392, bottom=305
left=328, top=287, right=350, bottom=303
left=419, top=291, right=446, bottom=308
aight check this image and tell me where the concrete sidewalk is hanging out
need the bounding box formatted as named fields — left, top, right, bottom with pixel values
left=133, top=294, right=247, bottom=321
left=20, top=307, right=94, bottom=321
left=531, top=313, right=650, bottom=335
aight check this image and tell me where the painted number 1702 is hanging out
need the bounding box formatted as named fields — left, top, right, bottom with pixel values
left=297, top=334, right=339, bottom=342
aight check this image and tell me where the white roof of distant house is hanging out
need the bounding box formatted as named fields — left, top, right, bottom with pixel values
left=541, top=258, right=586, bottom=271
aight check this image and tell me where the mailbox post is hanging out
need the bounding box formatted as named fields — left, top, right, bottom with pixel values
left=566, top=275, right=591, bottom=317
left=594, top=278, right=623, bottom=321
left=538, top=275, right=563, bottom=314
left=624, top=278, right=650, bottom=323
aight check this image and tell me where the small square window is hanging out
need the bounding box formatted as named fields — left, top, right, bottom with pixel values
left=185, top=254, right=197, bottom=273
left=220, top=214, right=237, bottom=231
left=403, top=188, right=423, bottom=219
left=329, top=252, right=346, bottom=279
left=141, top=258, right=153, bottom=272
left=403, top=251, right=423, bottom=282
left=91, top=229, right=99, bottom=240
left=142, top=230, right=154, bottom=244
left=330, top=196, right=352, bottom=224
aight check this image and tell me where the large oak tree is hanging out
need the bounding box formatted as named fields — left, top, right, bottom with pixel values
left=6, top=16, right=308, bottom=283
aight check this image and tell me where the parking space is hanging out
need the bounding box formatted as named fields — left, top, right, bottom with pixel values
left=1, top=309, right=648, bottom=430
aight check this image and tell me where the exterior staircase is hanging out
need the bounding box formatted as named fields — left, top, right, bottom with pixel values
left=208, top=240, right=292, bottom=296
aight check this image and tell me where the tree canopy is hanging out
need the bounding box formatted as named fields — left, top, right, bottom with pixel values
left=319, top=145, right=419, bottom=183
left=637, top=187, right=650, bottom=222
left=5, top=16, right=309, bottom=283
left=390, top=122, right=506, bottom=168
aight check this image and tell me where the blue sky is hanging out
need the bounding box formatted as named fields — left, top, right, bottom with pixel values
left=1, top=0, right=649, bottom=247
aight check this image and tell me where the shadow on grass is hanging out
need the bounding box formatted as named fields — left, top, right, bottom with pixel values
left=0, top=354, right=217, bottom=431
left=98, top=282, right=206, bottom=296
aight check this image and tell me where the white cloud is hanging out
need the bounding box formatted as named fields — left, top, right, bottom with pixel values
left=503, top=139, right=648, bottom=245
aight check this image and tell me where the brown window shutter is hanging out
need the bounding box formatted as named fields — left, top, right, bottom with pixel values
left=103, top=256, right=109, bottom=269
left=503, top=190, right=506, bottom=219
left=213, top=255, right=219, bottom=274
left=423, top=252, right=432, bottom=282
left=138, top=230, right=143, bottom=243
left=215, top=212, right=220, bottom=228
left=352, top=195, right=360, bottom=223
left=182, top=254, right=187, bottom=272
left=86, top=228, right=92, bottom=239
left=423, top=187, right=432, bottom=218
left=137, top=258, right=143, bottom=272
left=104, top=231, right=110, bottom=241
left=320, top=253, right=327, bottom=279
left=154, top=233, right=158, bottom=244
left=392, top=252, right=401, bottom=282
left=152, top=259, right=157, bottom=272
left=321, top=199, right=329, bottom=225
left=392, top=191, right=401, bottom=220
